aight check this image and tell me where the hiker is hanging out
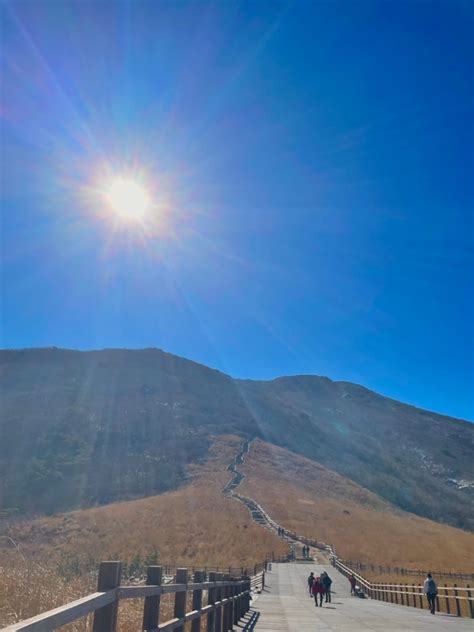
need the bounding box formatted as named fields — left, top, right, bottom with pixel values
left=302, top=545, right=307, bottom=558
left=349, top=574, right=357, bottom=595
left=322, top=571, right=332, bottom=602
left=312, top=575, right=324, bottom=607
left=307, top=571, right=314, bottom=596
left=423, top=573, right=437, bottom=614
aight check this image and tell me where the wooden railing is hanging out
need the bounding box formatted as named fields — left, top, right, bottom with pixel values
left=2, top=561, right=262, bottom=632
left=339, top=559, right=474, bottom=580
left=332, top=557, right=474, bottom=619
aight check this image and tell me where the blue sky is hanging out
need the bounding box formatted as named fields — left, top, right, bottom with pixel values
left=1, top=1, right=473, bottom=420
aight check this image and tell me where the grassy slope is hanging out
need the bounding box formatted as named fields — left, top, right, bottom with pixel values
left=2, top=348, right=473, bottom=530
left=2, top=436, right=286, bottom=569
left=2, top=434, right=473, bottom=628
left=240, top=439, right=474, bottom=571
left=0, top=436, right=287, bottom=628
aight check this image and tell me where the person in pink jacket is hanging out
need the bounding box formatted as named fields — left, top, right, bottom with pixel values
left=312, top=575, right=324, bottom=607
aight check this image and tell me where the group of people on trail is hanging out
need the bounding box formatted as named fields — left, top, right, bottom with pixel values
left=277, top=526, right=285, bottom=537
left=308, top=569, right=438, bottom=615
left=302, top=545, right=310, bottom=559
left=307, top=571, right=332, bottom=607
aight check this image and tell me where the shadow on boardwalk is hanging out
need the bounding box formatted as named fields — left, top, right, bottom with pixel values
left=237, top=609, right=260, bottom=630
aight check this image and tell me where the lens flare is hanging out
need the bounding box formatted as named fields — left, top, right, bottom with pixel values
left=104, top=177, right=151, bottom=221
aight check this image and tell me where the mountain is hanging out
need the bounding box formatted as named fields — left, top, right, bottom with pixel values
left=1, top=347, right=473, bottom=529
left=240, top=439, right=474, bottom=570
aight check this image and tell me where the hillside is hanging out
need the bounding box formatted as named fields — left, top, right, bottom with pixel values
left=0, top=436, right=287, bottom=628
left=1, top=436, right=286, bottom=570
left=2, top=435, right=473, bottom=628
left=240, top=440, right=474, bottom=570
left=1, top=347, right=473, bottom=529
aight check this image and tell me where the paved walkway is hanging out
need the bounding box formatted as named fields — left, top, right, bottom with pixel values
left=252, top=563, right=473, bottom=631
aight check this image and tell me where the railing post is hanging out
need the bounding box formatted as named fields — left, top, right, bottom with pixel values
left=223, top=573, right=231, bottom=631
left=207, top=571, right=217, bottom=632
left=233, top=581, right=238, bottom=625
left=174, top=568, right=188, bottom=632
left=233, top=581, right=239, bottom=626
left=191, top=570, right=204, bottom=632
left=215, top=572, right=223, bottom=632
left=239, top=579, right=246, bottom=621
left=230, top=584, right=239, bottom=630
left=244, top=576, right=250, bottom=614
left=418, top=584, right=423, bottom=608
left=466, top=585, right=474, bottom=618
left=92, top=561, right=122, bottom=632
left=234, top=581, right=240, bottom=624
left=466, top=585, right=473, bottom=619
left=454, top=584, right=461, bottom=617
left=142, top=565, right=162, bottom=631
left=445, top=584, right=451, bottom=614
left=400, top=584, right=404, bottom=606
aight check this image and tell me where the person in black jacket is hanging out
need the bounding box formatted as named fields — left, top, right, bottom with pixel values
left=423, top=573, right=438, bottom=614
left=321, top=572, right=332, bottom=602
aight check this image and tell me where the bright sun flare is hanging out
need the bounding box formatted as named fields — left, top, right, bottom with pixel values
left=105, top=177, right=151, bottom=221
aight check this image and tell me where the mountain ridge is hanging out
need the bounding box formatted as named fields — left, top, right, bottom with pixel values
left=4, top=346, right=471, bottom=423
left=1, top=346, right=473, bottom=529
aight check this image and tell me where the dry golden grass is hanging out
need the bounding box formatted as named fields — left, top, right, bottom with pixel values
left=0, top=561, right=94, bottom=630
left=0, top=435, right=287, bottom=629
left=3, top=434, right=473, bottom=628
left=240, top=439, right=474, bottom=572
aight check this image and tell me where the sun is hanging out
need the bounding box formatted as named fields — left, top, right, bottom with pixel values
left=104, top=176, right=151, bottom=221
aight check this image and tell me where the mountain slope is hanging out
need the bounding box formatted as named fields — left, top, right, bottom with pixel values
left=240, top=439, right=474, bottom=570
left=2, top=435, right=473, bottom=629
left=1, top=347, right=473, bottom=529
left=0, top=436, right=288, bottom=629
left=235, top=375, right=474, bottom=529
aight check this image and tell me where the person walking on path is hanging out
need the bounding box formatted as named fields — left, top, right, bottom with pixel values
left=349, top=574, right=357, bottom=596
left=423, top=573, right=438, bottom=614
left=322, top=572, right=332, bottom=602
left=307, top=572, right=314, bottom=596
left=312, top=576, right=324, bottom=607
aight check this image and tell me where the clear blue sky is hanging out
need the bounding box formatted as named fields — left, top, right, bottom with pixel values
left=1, top=1, right=473, bottom=420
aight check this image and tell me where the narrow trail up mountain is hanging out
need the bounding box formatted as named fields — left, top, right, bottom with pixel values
left=222, top=438, right=330, bottom=563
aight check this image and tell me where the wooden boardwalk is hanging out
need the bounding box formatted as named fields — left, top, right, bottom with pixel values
left=252, top=563, right=473, bottom=631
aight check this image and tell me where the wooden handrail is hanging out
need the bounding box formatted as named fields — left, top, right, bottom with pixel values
left=332, top=557, right=474, bottom=618
left=339, top=559, right=474, bottom=580
left=1, top=591, right=116, bottom=631
left=2, top=563, right=257, bottom=632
